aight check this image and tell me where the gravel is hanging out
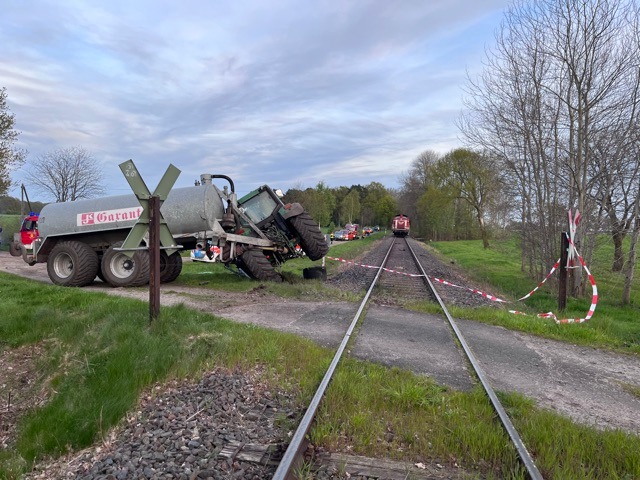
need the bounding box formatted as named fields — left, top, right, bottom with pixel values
left=25, top=368, right=296, bottom=480
left=328, top=236, right=500, bottom=309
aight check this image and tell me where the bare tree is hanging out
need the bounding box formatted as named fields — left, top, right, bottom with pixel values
left=0, top=87, right=26, bottom=196
left=460, top=0, right=640, bottom=291
left=30, top=146, right=106, bottom=202
left=622, top=181, right=640, bottom=305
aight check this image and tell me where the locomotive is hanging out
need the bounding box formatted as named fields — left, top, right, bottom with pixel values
left=392, top=214, right=410, bottom=237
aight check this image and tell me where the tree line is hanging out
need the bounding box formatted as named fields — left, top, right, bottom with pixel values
left=283, top=181, right=398, bottom=232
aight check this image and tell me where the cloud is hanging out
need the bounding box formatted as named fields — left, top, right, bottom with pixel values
left=1, top=0, right=509, bottom=200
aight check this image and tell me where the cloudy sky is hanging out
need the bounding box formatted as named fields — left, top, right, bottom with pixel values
left=2, top=0, right=510, bottom=200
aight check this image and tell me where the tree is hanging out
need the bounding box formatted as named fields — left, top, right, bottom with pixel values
left=340, top=189, right=361, bottom=225
left=361, top=182, right=396, bottom=227
left=373, top=193, right=397, bottom=230
left=417, top=188, right=455, bottom=241
left=0, top=87, right=26, bottom=196
left=460, top=0, right=640, bottom=288
left=30, top=146, right=106, bottom=202
left=398, top=150, right=441, bottom=237
left=433, top=149, right=500, bottom=248
left=313, top=181, right=336, bottom=227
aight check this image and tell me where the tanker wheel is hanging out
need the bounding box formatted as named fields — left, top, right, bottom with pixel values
left=96, top=254, right=107, bottom=283
left=9, top=241, right=22, bottom=257
left=101, top=242, right=150, bottom=288
left=47, top=241, right=100, bottom=287
left=160, top=251, right=183, bottom=283
left=236, top=249, right=283, bottom=282
left=287, top=211, right=329, bottom=261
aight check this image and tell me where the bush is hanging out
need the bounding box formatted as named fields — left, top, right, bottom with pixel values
left=0, top=214, right=21, bottom=250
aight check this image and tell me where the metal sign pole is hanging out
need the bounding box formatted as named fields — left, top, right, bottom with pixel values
left=149, top=195, right=161, bottom=322
left=118, top=160, right=182, bottom=322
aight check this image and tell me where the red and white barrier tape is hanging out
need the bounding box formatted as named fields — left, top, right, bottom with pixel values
left=327, top=256, right=424, bottom=277
left=535, top=235, right=598, bottom=324
left=431, top=277, right=508, bottom=303
left=517, top=259, right=560, bottom=301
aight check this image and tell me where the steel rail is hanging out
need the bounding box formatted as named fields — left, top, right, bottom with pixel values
left=404, top=237, right=543, bottom=480
left=272, top=239, right=396, bottom=480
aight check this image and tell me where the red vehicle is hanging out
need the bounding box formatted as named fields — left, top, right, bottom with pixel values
left=10, top=212, right=40, bottom=257
left=345, top=223, right=361, bottom=239
left=392, top=214, right=410, bottom=237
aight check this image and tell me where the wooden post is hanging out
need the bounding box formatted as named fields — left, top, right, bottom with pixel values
left=558, top=232, right=569, bottom=312
left=149, top=195, right=161, bottom=322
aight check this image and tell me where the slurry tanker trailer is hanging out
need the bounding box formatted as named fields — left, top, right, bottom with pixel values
left=17, top=173, right=328, bottom=287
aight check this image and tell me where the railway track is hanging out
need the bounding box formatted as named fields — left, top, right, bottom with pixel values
left=273, top=236, right=543, bottom=480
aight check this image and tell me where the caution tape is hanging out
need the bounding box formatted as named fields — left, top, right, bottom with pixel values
left=535, top=236, right=598, bottom=324
left=431, top=277, right=508, bottom=303
left=326, top=256, right=424, bottom=277
left=326, top=232, right=598, bottom=325
left=518, top=259, right=560, bottom=301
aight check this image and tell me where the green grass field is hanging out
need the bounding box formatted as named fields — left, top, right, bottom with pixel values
left=0, top=233, right=639, bottom=479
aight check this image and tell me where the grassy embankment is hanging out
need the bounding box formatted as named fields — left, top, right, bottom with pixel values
left=0, top=233, right=638, bottom=479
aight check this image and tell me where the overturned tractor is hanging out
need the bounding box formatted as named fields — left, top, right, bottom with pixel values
left=19, top=173, right=328, bottom=287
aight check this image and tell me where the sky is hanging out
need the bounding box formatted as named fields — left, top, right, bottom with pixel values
left=1, top=0, right=511, bottom=201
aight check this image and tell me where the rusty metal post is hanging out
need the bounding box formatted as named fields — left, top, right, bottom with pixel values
left=149, top=195, right=161, bottom=322
left=558, top=232, right=569, bottom=312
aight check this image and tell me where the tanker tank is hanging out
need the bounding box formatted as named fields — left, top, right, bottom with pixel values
left=38, top=184, right=225, bottom=238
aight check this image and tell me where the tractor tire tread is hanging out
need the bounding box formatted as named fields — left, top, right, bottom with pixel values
left=288, top=211, right=329, bottom=261
left=237, top=249, right=283, bottom=282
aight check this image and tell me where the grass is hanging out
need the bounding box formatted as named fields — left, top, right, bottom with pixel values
left=1, top=232, right=640, bottom=479
left=173, top=233, right=380, bottom=302
left=428, top=237, right=640, bottom=354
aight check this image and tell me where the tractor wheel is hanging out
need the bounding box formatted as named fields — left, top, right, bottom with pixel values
left=47, top=241, right=99, bottom=287
left=160, top=251, right=183, bottom=283
left=101, top=242, right=150, bottom=287
left=236, top=249, right=283, bottom=282
left=287, top=211, right=329, bottom=261
left=9, top=241, right=22, bottom=257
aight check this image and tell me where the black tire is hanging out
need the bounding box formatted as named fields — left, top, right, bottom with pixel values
left=9, top=241, right=22, bottom=257
left=160, top=251, right=183, bottom=283
left=287, top=212, right=329, bottom=261
left=95, top=253, right=107, bottom=283
left=303, top=266, right=327, bottom=281
left=47, top=241, right=99, bottom=287
left=101, top=242, right=150, bottom=288
left=236, top=249, right=283, bottom=282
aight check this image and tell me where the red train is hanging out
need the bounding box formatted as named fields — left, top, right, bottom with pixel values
left=392, top=214, right=410, bottom=237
